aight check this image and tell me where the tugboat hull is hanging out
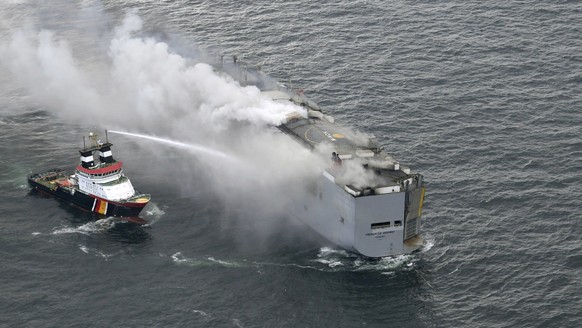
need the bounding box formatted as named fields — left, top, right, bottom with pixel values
left=28, top=171, right=149, bottom=218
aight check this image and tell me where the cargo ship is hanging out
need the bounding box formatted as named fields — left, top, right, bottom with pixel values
left=222, top=57, right=427, bottom=257
left=28, top=132, right=151, bottom=219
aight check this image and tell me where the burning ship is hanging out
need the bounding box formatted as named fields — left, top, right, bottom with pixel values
left=223, top=58, right=427, bottom=257
left=28, top=132, right=151, bottom=219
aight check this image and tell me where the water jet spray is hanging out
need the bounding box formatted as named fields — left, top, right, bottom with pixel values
left=108, top=130, right=237, bottom=162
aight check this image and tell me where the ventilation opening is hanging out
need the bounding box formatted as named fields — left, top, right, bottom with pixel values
left=404, top=217, right=418, bottom=240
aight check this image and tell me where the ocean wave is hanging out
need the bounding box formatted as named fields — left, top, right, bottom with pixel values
left=52, top=218, right=117, bottom=235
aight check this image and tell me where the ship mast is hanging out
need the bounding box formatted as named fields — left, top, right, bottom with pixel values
left=79, top=131, right=115, bottom=167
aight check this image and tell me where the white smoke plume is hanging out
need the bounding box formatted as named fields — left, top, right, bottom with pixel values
left=0, top=11, right=306, bottom=132
left=0, top=9, right=328, bottom=240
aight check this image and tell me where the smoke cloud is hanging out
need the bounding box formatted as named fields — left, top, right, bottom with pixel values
left=0, top=8, right=327, bottom=240
left=0, top=10, right=306, bottom=131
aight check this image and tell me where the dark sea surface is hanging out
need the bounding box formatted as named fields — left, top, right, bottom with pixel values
left=1, top=1, right=581, bottom=327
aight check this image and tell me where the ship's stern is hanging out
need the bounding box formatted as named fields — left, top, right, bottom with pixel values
left=352, top=186, right=425, bottom=257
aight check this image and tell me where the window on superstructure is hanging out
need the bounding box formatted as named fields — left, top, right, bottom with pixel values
left=371, top=221, right=391, bottom=229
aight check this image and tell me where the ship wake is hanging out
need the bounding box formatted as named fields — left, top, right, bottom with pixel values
left=52, top=217, right=117, bottom=235
left=169, top=249, right=428, bottom=275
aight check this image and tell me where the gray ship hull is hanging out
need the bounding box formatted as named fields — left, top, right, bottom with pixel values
left=291, top=170, right=425, bottom=258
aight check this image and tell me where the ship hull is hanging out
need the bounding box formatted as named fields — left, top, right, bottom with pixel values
left=28, top=175, right=148, bottom=218
left=291, top=171, right=425, bottom=258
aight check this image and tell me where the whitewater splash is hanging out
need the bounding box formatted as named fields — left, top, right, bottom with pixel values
left=52, top=218, right=116, bottom=235
left=314, top=247, right=414, bottom=272
left=142, top=202, right=166, bottom=226
left=169, top=249, right=417, bottom=274
left=108, top=130, right=237, bottom=162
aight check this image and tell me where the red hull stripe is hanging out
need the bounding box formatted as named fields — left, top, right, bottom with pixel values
left=76, top=161, right=123, bottom=175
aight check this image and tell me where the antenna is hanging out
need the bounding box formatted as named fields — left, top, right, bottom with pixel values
left=83, top=136, right=86, bottom=149
left=105, top=130, right=109, bottom=143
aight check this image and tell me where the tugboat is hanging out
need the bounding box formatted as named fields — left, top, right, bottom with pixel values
left=28, top=131, right=151, bottom=218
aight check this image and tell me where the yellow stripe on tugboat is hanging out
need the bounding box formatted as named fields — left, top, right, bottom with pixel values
left=97, top=200, right=108, bottom=215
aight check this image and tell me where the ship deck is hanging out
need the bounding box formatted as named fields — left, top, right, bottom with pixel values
left=29, top=169, right=69, bottom=188
left=222, top=61, right=415, bottom=191
left=280, top=116, right=409, bottom=188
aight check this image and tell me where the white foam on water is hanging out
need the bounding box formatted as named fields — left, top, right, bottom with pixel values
left=328, top=261, right=344, bottom=268
left=96, top=251, right=113, bottom=260
left=313, top=246, right=363, bottom=271
left=171, top=252, right=250, bottom=268
left=192, top=309, right=209, bottom=317
left=52, top=226, right=91, bottom=236
left=31, top=232, right=41, bottom=236
left=232, top=318, right=244, bottom=328
left=422, top=235, right=435, bottom=252
left=52, top=218, right=115, bottom=235
left=73, top=244, right=116, bottom=260
left=314, top=258, right=344, bottom=268
left=380, top=271, right=397, bottom=276
left=265, top=262, right=324, bottom=272
left=317, top=246, right=351, bottom=258
left=311, top=246, right=413, bottom=273
left=142, top=202, right=165, bottom=226
left=169, top=248, right=412, bottom=275
left=144, top=203, right=165, bottom=217
left=355, top=255, right=412, bottom=272
left=207, top=257, right=245, bottom=268
left=171, top=252, right=188, bottom=264
left=171, top=252, right=213, bottom=267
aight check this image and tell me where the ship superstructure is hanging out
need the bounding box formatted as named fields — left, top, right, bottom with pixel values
left=28, top=132, right=151, bottom=219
